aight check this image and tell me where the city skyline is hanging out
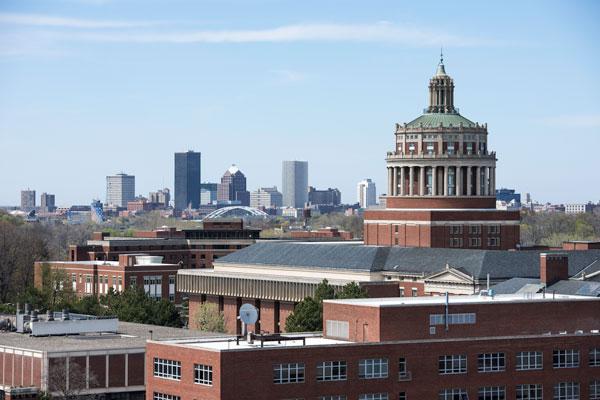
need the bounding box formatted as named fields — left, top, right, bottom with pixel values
left=1, top=1, right=599, bottom=206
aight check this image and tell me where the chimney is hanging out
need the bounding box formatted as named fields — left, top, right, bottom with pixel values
left=540, top=253, right=569, bottom=286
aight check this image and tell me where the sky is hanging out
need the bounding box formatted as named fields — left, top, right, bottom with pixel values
left=0, top=0, right=599, bottom=207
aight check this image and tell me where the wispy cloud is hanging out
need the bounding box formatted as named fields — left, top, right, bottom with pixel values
left=62, top=22, right=489, bottom=46
left=539, top=114, right=600, bottom=128
left=0, top=12, right=158, bottom=29
left=0, top=15, right=501, bottom=57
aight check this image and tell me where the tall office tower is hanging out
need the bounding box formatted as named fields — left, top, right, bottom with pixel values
left=200, top=183, right=218, bottom=205
left=217, top=165, right=249, bottom=206
left=106, top=173, right=135, bottom=208
left=20, top=189, right=36, bottom=211
left=357, top=179, right=377, bottom=208
left=282, top=160, right=308, bottom=208
left=364, top=54, right=520, bottom=249
left=250, top=187, right=283, bottom=209
left=174, top=151, right=201, bottom=211
left=40, top=192, right=56, bottom=212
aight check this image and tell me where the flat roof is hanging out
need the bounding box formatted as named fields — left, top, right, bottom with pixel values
left=324, top=293, right=600, bottom=308
left=41, top=261, right=178, bottom=267
left=0, top=321, right=222, bottom=352
left=151, top=334, right=347, bottom=352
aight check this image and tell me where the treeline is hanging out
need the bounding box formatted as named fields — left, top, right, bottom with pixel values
left=521, top=211, right=600, bottom=247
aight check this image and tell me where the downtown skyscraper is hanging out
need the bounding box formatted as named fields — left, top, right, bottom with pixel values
left=282, top=160, right=308, bottom=208
left=174, top=151, right=201, bottom=211
left=106, top=173, right=135, bottom=208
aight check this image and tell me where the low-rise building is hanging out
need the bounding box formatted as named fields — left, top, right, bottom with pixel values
left=290, top=227, right=354, bottom=240
left=68, top=219, right=259, bottom=269
left=34, top=254, right=181, bottom=302
left=0, top=311, right=211, bottom=400
left=565, top=203, right=596, bottom=214
left=250, top=187, right=283, bottom=209
left=146, top=290, right=600, bottom=400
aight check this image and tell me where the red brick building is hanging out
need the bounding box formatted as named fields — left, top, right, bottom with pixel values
left=290, top=227, right=354, bottom=240
left=364, top=56, right=520, bottom=250
left=68, top=219, right=260, bottom=269
left=34, top=254, right=182, bottom=302
left=146, top=289, right=600, bottom=400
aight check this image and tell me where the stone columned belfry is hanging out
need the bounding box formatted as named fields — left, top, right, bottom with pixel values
left=364, top=55, right=520, bottom=250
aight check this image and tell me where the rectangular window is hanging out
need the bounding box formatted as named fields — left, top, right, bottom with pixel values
left=449, top=225, right=463, bottom=235
left=273, top=363, right=305, bottom=384
left=194, top=364, right=213, bottom=386
left=359, top=358, right=388, bottom=379
left=130, top=276, right=137, bottom=287
left=488, top=225, right=500, bottom=234
left=516, top=384, right=543, bottom=400
left=153, top=358, right=181, bottom=380
left=430, top=313, right=476, bottom=326
left=553, top=382, right=579, bottom=400
left=399, top=393, right=406, bottom=400
left=469, top=225, right=481, bottom=235
left=411, top=288, right=418, bottom=297
left=399, top=288, right=405, bottom=297
left=449, top=238, right=463, bottom=248
left=516, top=352, right=543, bottom=371
left=320, top=397, right=347, bottom=400
left=487, top=237, right=500, bottom=247
left=439, top=389, right=468, bottom=400
left=591, top=380, right=600, bottom=400
left=326, top=320, right=349, bottom=340
left=553, top=349, right=579, bottom=368
left=478, top=386, right=505, bottom=400
left=398, top=357, right=408, bottom=377
left=153, top=393, right=180, bottom=400
left=317, top=361, right=347, bottom=381
left=478, top=353, right=505, bottom=373
left=438, top=355, right=467, bottom=375
left=470, top=237, right=481, bottom=247
left=359, top=394, right=388, bottom=400
left=590, top=348, right=600, bottom=367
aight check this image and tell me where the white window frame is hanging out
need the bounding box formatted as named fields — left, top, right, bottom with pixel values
left=153, top=358, right=181, bottom=380
left=273, top=363, right=305, bottom=384
left=553, top=382, right=579, bottom=400
left=358, top=358, right=388, bottom=379
left=317, top=361, right=347, bottom=382
left=430, top=313, right=476, bottom=326
left=516, top=384, right=543, bottom=400
left=194, top=363, right=213, bottom=386
left=591, top=380, right=600, bottom=400
left=153, top=393, right=180, bottom=400
left=590, top=348, right=600, bottom=367
left=320, top=396, right=347, bottom=400
left=478, top=386, right=506, bottom=400
left=439, top=388, right=468, bottom=400
left=326, top=320, right=349, bottom=340
left=553, top=349, right=579, bottom=368
left=478, top=352, right=505, bottom=373
left=359, top=394, right=388, bottom=400
left=516, top=352, right=543, bottom=371
left=439, top=354, right=467, bottom=375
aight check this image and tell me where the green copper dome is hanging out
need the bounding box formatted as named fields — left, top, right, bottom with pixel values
left=405, top=112, right=477, bottom=128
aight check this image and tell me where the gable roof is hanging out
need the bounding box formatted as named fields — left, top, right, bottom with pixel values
left=218, top=242, right=600, bottom=281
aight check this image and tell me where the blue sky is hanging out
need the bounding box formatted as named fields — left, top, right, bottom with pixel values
left=1, top=0, right=599, bottom=206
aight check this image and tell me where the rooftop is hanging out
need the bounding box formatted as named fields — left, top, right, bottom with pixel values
left=150, top=334, right=347, bottom=352
left=0, top=321, right=220, bottom=352
left=405, top=112, right=479, bottom=129
left=324, top=293, right=600, bottom=308
left=215, top=242, right=600, bottom=280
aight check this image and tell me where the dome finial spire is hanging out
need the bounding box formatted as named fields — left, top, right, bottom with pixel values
left=435, top=49, right=447, bottom=76
left=440, top=47, right=444, bottom=64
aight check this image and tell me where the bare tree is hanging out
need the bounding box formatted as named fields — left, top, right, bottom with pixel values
left=48, top=357, right=98, bottom=400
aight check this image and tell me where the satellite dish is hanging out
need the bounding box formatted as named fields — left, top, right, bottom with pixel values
left=239, top=303, right=258, bottom=325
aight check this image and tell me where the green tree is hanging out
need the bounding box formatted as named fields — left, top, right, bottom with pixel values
left=285, top=279, right=367, bottom=332
left=193, top=303, right=226, bottom=333
left=284, top=297, right=322, bottom=332
left=337, top=282, right=368, bottom=299
left=101, top=287, right=182, bottom=327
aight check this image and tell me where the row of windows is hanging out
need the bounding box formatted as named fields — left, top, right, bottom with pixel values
left=153, top=359, right=213, bottom=385
left=448, top=237, right=500, bottom=248
left=438, top=349, right=597, bottom=374
left=429, top=313, right=476, bottom=326
left=274, top=359, right=400, bottom=384
left=288, top=382, right=599, bottom=400
left=438, top=381, right=600, bottom=400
